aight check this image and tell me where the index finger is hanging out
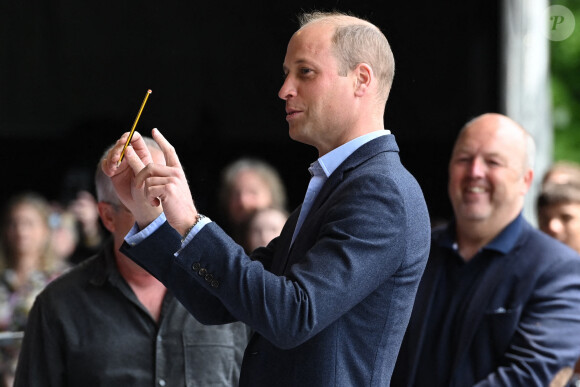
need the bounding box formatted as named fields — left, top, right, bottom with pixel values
left=128, top=131, right=154, bottom=166
left=151, top=128, right=181, bottom=168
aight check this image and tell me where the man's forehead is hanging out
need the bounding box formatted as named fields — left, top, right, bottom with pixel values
left=284, top=27, right=333, bottom=67
left=454, top=138, right=520, bottom=157
left=458, top=124, right=524, bottom=152
left=291, top=23, right=333, bottom=48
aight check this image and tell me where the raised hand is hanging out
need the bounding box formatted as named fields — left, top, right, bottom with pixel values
left=102, top=131, right=163, bottom=228
left=132, top=128, right=198, bottom=236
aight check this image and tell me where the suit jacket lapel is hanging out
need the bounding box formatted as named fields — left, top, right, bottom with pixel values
left=288, top=135, right=399, bottom=256
left=403, top=253, right=446, bottom=385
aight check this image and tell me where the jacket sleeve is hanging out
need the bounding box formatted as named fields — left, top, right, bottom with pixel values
left=121, top=221, right=240, bottom=325
left=123, top=171, right=426, bottom=349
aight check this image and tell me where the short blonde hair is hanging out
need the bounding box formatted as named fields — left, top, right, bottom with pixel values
left=299, top=11, right=395, bottom=102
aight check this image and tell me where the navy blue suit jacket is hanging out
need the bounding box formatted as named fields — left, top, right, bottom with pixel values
left=122, top=135, right=431, bottom=386
left=393, top=217, right=580, bottom=386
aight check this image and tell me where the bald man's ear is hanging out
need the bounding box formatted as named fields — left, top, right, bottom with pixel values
left=354, top=63, right=372, bottom=97
left=521, top=168, right=534, bottom=195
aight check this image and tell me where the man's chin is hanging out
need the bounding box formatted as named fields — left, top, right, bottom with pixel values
left=457, top=206, right=489, bottom=221
left=288, top=128, right=311, bottom=147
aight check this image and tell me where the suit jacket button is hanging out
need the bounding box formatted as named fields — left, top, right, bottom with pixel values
left=192, top=262, right=201, bottom=271
left=205, top=274, right=213, bottom=282
left=198, top=268, right=207, bottom=276
left=210, top=280, right=220, bottom=288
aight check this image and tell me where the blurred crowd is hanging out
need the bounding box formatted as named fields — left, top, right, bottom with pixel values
left=4, top=151, right=580, bottom=386
left=0, top=156, right=289, bottom=386
left=3, top=118, right=580, bottom=387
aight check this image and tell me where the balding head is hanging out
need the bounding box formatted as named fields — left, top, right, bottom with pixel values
left=297, top=11, right=395, bottom=103
left=448, top=113, right=535, bottom=245
left=456, top=113, right=535, bottom=172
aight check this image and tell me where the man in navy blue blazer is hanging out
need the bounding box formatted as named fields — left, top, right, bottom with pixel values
left=103, top=11, right=430, bottom=387
left=392, top=113, right=580, bottom=386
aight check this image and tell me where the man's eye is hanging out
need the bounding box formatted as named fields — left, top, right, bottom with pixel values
left=300, top=68, right=312, bottom=75
left=485, top=158, right=502, bottom=167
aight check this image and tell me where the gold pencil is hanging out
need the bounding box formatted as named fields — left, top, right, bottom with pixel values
left=117, top=89, right=152, bottom=167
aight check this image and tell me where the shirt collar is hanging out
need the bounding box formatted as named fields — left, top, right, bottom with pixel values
left=439, top=213, right=524, bottom=255
left=485, top=213, right=524, bottom=253
left=315, top=130, right=390, bottom=178
left=89, top=237, right=124, bottom=287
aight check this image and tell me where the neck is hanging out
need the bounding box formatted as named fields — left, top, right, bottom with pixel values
left=317, top=124, right=385, bottom=157
left=454, top=208, right=521, bottom=261
left=115, top=251, right=166, bottom=322
left=454, top=220, right=512, bottom=261
left=455, top=230, right=491, bottom=261
left=347, top=113, right=385, bottom=142
left=454, top=218, right=504, bottom=261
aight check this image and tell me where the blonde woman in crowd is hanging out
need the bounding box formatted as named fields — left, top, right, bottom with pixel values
left=0, top=192, right=68, bottom=386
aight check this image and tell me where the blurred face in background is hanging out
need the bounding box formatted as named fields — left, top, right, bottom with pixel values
left=228, top=170, right=274, bottom=225
left=246, top=208, right=288, bottom=251
left=5, top=203, right=50, bottom=258
left=538, top=202, right=580, bottom=254
left=49, top=211, right=78, bottom=261
left=448, top=115, right=532, bottom=231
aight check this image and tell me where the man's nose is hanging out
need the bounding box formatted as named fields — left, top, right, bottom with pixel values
left=548, top=218, right=564, bottom=237
left=468, top=158, right=485, bottom=178
left=278, top=76, right=296, bottom=100
left=239, top=192, right=255, bottom=209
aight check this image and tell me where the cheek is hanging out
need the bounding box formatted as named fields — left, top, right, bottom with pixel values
left=447, top=175, right=461, bottom=198
left=264, top=229, right=278, bottom=242
left=250, top=232, right=261, bottom=244
left=448, top=166, right=464, bottom=185
left=537, top=215, right=550, bottom=232
left=117, top=214, right=136, bottom=235
left=27, top=225, right=50, bottom=244
left=255, top=191, right=273, bottom=207
left=568, top=219, right=580, bottom=234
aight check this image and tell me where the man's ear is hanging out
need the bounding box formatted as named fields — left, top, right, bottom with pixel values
left=521, top=168, right=534, bottom=195
left=97, top=202, right=116, bottom=233
left=354, top=63, right=373, bottom=97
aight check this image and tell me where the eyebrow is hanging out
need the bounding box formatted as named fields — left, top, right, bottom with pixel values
left=283, top=58, right=314, bottom=72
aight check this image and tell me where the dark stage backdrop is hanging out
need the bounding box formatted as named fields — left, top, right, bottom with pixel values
left=0, top=1, right=499, bottom=223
